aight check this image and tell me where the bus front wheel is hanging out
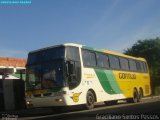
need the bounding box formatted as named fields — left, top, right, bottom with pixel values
left=85, top=91, right=95, bottom=110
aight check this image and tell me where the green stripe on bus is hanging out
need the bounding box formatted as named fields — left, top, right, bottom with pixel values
left=82, top=46, right=94, bottom=51
left=82, top=46, right=104, bottom=52
left=95, top=69, right=116, bottom=94
left=104, top=70, right=122, bottom=94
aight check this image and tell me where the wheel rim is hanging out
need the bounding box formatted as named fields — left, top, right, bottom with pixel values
left=87, top=94, right=94, bottom=105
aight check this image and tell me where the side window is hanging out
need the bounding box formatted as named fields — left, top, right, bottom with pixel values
left=96, top=53, right=109, bottom=68
left=137, top=61, right=147, bottom=72
left=119, top=57, right=129, bottom=70
left=109, top=55, right=120, bottom=69
left=82, top=49, right=96, bottom=67
left=129, top=59, right=137, bottom=71
left=66, top=46, right=80, bottom=61
left=136, top=61, right=142, bottom=72
left=143, top=62, right=148, bottom=73
left=140, top=62, right=145, bottom=72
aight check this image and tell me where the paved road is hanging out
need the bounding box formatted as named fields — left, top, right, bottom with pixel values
left=1, top=96, right=160, bottom=120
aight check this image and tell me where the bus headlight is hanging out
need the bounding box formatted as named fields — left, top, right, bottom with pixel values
left=55, top=98, right=63, bottom=102
left=27, top=101, right=30, bottom=105
left=26, top=101, right=33, bottom=108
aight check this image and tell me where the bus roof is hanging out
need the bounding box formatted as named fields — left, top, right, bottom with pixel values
left=29, top=43, right=82, bottom=53
left=28, top=43, right=146, bottom=62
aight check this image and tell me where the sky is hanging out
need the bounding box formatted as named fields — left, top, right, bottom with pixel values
left=0, top=0, right=160, bottom=58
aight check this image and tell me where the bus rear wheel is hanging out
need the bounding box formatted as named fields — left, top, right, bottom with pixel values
left=138, top=88, right=143, bottom=102
left=85, top=91, right=95, bottom=110
left=127, top=89, right=139, bottom=103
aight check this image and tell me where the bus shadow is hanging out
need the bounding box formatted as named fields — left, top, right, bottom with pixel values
left=0, top=101, right=127, bottom=118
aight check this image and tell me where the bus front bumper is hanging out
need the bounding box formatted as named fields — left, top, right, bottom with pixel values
left=26, top=96, right=66, bottom=108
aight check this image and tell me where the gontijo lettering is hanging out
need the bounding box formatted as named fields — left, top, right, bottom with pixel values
left=119, top=73, right=136, bottom=79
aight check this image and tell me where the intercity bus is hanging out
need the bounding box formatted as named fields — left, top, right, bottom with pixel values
left=26, top=43, right=151, bottom=109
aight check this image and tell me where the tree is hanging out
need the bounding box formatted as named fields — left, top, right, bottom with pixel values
left=124, top=37, right=160, bottom=77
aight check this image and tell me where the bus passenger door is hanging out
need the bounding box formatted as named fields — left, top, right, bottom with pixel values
left=66, top=46, right=81, bottom=90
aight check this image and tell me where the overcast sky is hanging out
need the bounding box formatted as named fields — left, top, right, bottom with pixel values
left=0, top=0, right=160, bottom=58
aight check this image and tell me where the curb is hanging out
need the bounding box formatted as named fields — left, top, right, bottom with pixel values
left=142, top=95, right=160, bottom=100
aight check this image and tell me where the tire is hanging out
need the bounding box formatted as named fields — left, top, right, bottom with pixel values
left=138, top=89, right=143, bottom=102
left=85, top=91, right=95, bottom=110
left=127, top=89, right=139, bottom=103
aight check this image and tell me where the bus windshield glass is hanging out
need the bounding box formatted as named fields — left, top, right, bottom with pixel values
left=26, top=46, right=65, bottom=90
left=27, top=46, right=65, bottom=65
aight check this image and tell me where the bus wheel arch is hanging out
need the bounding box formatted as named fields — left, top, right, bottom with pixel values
left=85, top=89, right=96, bottom=109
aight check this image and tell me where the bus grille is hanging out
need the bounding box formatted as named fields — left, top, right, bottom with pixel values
left=145, top=85, right=149, bottom=94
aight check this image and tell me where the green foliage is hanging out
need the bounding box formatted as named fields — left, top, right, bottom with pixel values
left=124, top=37, right=160, bottom=77
left=154, top=86, right=160, bottom=95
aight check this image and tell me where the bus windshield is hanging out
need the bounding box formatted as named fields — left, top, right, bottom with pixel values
left=27, top=46, right=65, bottom=65
left=26, top=46, right=65, bottom=90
